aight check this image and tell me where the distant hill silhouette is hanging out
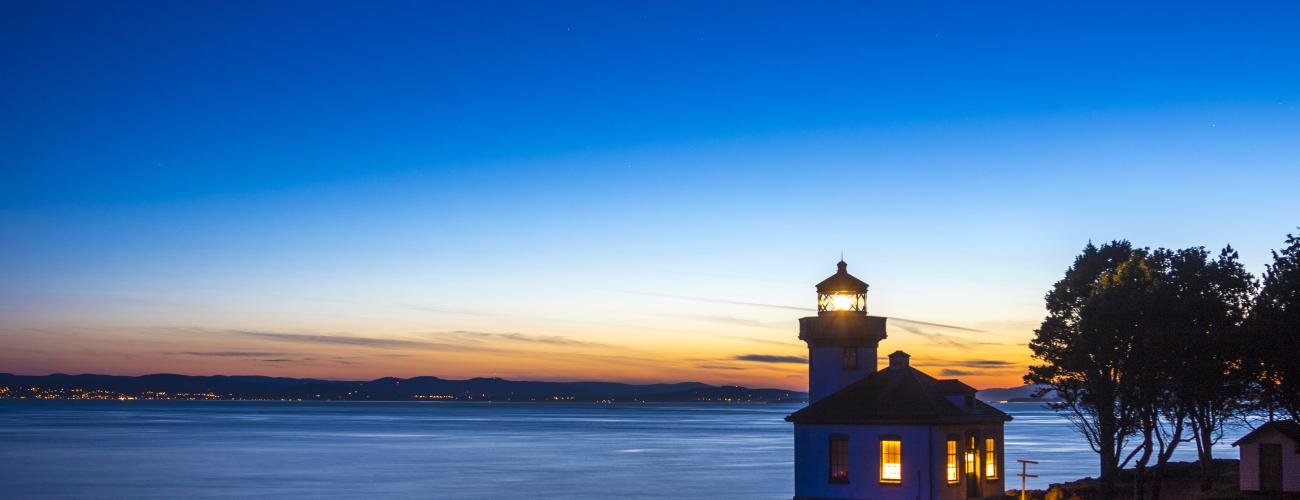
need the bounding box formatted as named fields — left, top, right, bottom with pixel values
left=975, top=384, right=1061, bottom=403
left=0, top=373, right=806, bottom=403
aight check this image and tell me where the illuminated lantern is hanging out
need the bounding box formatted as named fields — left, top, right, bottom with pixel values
left=797, top=260, right=886, bottom=403
left=817, top=260, right=868, bottom=314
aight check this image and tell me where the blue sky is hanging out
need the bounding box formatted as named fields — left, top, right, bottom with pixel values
left=2, top=1, right=1298, bottom=387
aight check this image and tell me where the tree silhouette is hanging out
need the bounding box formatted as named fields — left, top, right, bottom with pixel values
left=1027, top=242, right=1259, bottom=499
left=1157, top=246, right=1255, bottom=492
left=1026, top=241, right=1141, bottom=499
left=1249, top=231, right=1300, bottom=422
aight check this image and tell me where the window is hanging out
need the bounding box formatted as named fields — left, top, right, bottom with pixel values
left=946, top=439, right=959, bottom=483
left=829, top=436, right=849, bottom=483
left=984, top=438, right=997, bottom=479
left=880, top=437, right=901, bottom=484
left=964, top=436, right=977, bottom=475
left=841, top=348, right=858, bottom=370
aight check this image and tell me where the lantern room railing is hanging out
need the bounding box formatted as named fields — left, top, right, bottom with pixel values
left=817, top=291, right=867, bottom=314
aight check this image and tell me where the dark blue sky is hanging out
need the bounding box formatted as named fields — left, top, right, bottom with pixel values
left=6, top=1, right=1297, bottom=204
left=2, top=1, right=1299, bottom=383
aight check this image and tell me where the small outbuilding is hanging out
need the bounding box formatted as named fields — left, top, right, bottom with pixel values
left=1233, top=420, right=1300, bottom=494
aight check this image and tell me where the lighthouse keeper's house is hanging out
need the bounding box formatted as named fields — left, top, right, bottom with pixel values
left=786, top=261, right=1012, bottom=500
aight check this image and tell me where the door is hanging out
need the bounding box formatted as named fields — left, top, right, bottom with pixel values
left=1260, top=443, right=1283, bottom=493
left=965, top=434, right=980, bottom=498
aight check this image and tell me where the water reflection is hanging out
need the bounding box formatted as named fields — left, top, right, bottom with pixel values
left=0, top=401, right=1251, bottom=498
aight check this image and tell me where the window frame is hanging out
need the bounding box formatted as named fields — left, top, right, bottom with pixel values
left=946, top=437, right=959, bottom=484
left=984, top=437, right=997, bottom=479
left=879, top=435, right=902, bottom=485
left=841, top=347, right=858, bottom=370
left=828, top=434, right=850, bottom=484
left=964, top=434, right=978, bottom=476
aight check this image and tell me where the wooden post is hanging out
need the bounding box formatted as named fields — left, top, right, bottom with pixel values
left=1017, top=460, right=1038, bottom=500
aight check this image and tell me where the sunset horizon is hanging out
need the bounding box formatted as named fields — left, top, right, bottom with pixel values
left=4, top=3, right=1299, bottom=498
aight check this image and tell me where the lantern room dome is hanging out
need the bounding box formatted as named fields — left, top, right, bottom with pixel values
left=816, top=260, right=869, bottom=293
left=815, top=260, right=869, bottom=314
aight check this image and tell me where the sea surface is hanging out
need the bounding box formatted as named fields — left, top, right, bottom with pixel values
left=0, top=401, right=1252, bottom=499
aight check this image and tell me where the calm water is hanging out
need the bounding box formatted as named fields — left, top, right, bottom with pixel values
left=0, top=401, right=1250, bottom=499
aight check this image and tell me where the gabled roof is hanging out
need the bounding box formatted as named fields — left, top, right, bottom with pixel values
left=816, top=261, right=869, bottom=293
left=1232, top=420, right=1300, bottom=447
left=785, top=365, right=1012, bottom=425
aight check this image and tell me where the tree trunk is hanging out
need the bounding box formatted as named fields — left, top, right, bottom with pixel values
left=1152, top=415, right=1184, bottom=500
left=1099, top=415, right=1119, bottom=499
left=1132, top=418, right=1154, bottom=500
left=1197, top=422, right=1215, bottom=492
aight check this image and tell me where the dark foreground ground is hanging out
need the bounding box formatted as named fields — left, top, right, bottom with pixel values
left=1004, top=460, right=1299, bottom=500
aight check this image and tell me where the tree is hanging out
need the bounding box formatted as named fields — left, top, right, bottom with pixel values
left=1026, top=241, right=1142, bottom=499
left=1092, top=250, right=1167, bottom=500
left=1250, top=232, right=1300, bottom=422
left=1027, top=243, right=1254, bottom=499
left=1158, top=246, right=1255, bottom=492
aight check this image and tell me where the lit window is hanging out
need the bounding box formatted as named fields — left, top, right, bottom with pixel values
left=965, top=436, right=977, bottom=475
left=985, top=438, right=997, bottom=479
left=829, top=436, right=849, bottom=483
left=880, top=438, right=901, bottom=484
left=842, top=348, right=858, bottom=370
left=946, top=439, right=958, bottom=483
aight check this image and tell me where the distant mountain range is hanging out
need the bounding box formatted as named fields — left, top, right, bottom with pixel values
left=975, top=384, right=1061, bottom=403
left=0, top=373, right=806, bottom=403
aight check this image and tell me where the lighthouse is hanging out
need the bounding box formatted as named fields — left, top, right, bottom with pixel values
left=787, top=260, right=1012, bottom=500
left=798, top=260, right=887, bottom=403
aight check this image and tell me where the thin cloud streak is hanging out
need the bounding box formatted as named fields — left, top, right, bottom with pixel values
left=733, top=354, right=807, bottom=364
left=436, top=330, right=606, bottom=347
left=602, top=289, right=986, bottom=332
left=894, top=324, right=972, bottom=350
left=717, top=335, right=802, bottom=348
left=233, top=330, right=482, bottom=351
left=603, top=289, right=811, bottom=311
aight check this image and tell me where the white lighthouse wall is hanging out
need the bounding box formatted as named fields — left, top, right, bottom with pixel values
left=807, top=346, right=877, bottom=403
left=793, top=424, right=932, bottom=500
left=794, top=423, right=1006, bottom=500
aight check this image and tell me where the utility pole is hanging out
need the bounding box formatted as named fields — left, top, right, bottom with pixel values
left=1017, top=460, right=1039, bottom=500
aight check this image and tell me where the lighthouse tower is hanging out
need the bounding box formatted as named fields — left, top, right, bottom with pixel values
left=798, top=260, right=887, bottom=403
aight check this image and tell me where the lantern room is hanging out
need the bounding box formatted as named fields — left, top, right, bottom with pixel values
left=816, top=260, right=869, bottom=314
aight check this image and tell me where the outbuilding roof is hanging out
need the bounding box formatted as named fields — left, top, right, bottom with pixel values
left=785, top=363, right=1012, bottom=425
left=1232, top=420, right=1300, bottom=447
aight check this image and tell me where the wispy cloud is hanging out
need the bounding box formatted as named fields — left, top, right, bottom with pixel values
left=171, top=351, right=285, bottom=357
left=894, top=324, right=972, bottom=350
left=602, top=290, right=985, bottom=333
left=436, top=330, right=605, bottom=347
left=956, top=360, right=1016, bottom=368
left=733, top=354, right=807, bottom=364
left=232, top=330, right=476, bottom=351
left=889, top=317, right=985, bottom=333
left=603, top=289, right=811, bottom=311
left=689, top=315, right=777, bottom=329
left=696, top=364, right=746, bottom=371
left=910, top=358, right=1018, bottom=375
left=717, top=335, right=802, bottom=347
